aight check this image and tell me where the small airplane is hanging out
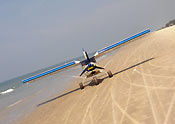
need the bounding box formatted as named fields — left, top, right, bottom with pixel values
left=22, top=29, right=150, bottom=90
left=78, top=49, right=113, bottom=89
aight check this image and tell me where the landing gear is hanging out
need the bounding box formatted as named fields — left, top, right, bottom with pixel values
left=107, top=70, right=113, bottom=78
left=79, top=82, right=84, bottom=89
left=79, top=70, right=113, bottom=90
left=93, top=77, right=99, bottom=85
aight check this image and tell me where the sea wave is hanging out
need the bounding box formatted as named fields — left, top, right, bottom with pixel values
left=0, top=87, right=15, bottom=95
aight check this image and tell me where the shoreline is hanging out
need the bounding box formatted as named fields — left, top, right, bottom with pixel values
left=16, top=44, right=117, bottom=124
left=17, top=26, right=175, bottom=124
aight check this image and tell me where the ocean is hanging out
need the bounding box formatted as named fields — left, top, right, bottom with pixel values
left=0, top=50, right=117, bottom=124
left=0, top=52, right=99, bottom=124
left=0, top=55, right=86, bottom=123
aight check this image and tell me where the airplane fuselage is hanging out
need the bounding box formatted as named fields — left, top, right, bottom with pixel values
left=87, top=63, right=96, bottom=72
left=80, top=49, right=104, bottom=77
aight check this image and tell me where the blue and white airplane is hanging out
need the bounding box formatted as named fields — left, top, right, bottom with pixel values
left=78, top=49, right=113, bottom=89
left=22, top=29, right=150, bottom=89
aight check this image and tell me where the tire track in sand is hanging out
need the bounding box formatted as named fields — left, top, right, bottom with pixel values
left=119, top=72, right=132, bottom=124
left=110, top=88, right=140, bottom=124
left=143, top=42, right=166, bottom=117
left=81, top=83, right=107, bottom=124
left=163, top=91, right=175, bottom=124
left=139, top=55, right=159, bottom=124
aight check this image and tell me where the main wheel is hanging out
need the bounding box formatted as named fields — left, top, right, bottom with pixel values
left=79, top=82, right=84, bottom=89
left=107, top=70, right=113, bottom=78
left=93, top=77, right=99, bottom=85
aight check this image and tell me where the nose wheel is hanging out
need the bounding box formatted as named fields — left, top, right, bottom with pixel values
left=93, top=77, right=99, bottom=85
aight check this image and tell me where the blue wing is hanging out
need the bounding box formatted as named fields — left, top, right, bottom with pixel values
left=94, top=29, right=150, bottom=57
left=22, top=61, right=80, bottom=83
left=22, top=29, right=150, bottom=83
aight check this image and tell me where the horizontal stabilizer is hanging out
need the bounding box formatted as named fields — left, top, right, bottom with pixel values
left=22, top=61, right=80, bottom=83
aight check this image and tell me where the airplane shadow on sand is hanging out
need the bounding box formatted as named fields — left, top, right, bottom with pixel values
left=37, top=57, right=154, bottom=107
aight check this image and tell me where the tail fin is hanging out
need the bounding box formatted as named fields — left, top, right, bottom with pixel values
left=82, top=49, right=90, bottom=62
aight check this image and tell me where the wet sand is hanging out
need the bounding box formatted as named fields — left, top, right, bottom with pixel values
left=18, top=26, right=175, bottom=124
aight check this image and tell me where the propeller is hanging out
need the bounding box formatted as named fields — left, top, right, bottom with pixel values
left=80, top=65, right=89, bottom=76
left=64, top=75, right=86, bottom=79
left=82, top=48, right=90, bottom=62
left=95, top=66, right=104, bottom=69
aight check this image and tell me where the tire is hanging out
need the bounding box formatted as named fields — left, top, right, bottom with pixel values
left=79, top=82, right=84, bottom=89
left=107, top=70, right=113, bottom=78
left=93, top=77, right=99, bottom=85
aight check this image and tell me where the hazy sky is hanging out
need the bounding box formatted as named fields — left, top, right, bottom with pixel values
left=0, top=0, right=174, bottom=82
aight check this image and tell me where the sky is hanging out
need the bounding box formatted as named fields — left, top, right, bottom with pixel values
left=0, top=0, right=175, bottom=82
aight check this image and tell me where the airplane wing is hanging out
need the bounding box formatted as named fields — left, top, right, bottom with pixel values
left=22, top=29, right=150, bottom=83
left=22, top=61, right=80, bottom=83
left=94, top=29, right=150, bottom=57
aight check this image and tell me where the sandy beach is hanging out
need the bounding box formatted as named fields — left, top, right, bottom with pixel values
left=18, top=26, right=175, bottom=124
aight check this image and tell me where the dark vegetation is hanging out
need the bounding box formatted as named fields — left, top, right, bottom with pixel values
left=162, top=19, right=175, bottom=29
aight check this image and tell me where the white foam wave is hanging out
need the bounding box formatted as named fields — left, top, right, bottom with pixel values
left=0, top=88, right=14, bottom=95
